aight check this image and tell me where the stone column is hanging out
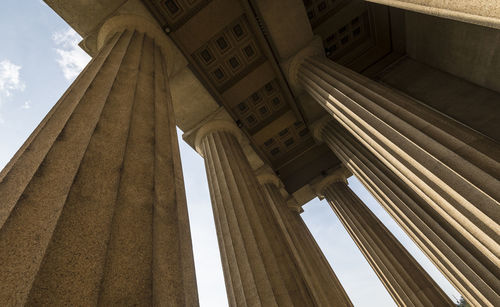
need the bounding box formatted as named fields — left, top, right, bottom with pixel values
left=315, top=172, right=454, bottom=306
left=314, top=119, right=499, bottom=306
left=194, top=120, right=314, bottom=306
left=294, top=53, right=500, bottom=306
left=0, top=17, right=198, bottom=306
left=256, top=169, right=353, bottom=307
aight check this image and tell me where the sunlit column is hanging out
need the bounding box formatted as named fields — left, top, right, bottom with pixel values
left=315, top=169, right=454, bottom=306
left=287, top=43, right=500, bottom=305
left=311, top=104, right=500, bottom=306
left=256, top=168, right=353, bottom=307
left=0, top=16, right=198, bottom=306
left=194, top=119, right=314, bottom=306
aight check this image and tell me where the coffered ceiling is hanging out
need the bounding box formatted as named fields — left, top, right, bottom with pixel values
left=141, top=0, right=401, bottom=193
left=142, top=0, right=341, bottom=193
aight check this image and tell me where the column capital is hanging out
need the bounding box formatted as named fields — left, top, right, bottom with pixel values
left=311, top=166, right=351, bottom=198
left=286, top=197, right=304, bottom=214
left=184, top=108, right=245, bottom=157
left=97, top=14, right=187, bottom=77
left=255, top=166, right=282, bottom=189
left=282, top=36, right=324, bottom=93
left=254, top=165, right=305, bottom=214
left=310, top=115, right=332, bottom=142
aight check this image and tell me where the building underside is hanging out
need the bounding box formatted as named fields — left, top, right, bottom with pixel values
left=0, top=0, right=499, bottom=306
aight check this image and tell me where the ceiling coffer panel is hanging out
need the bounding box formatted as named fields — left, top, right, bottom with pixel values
left=142, top=0, right=343, bottom=192
left=144, top=0, right=212, bottom=30
left=192, top=16, right=265, bottom=92
left=232, top=79, right=288, bottom=134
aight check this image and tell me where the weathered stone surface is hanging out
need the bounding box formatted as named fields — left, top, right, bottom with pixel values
left=314, top=119, right=500, bottom=306
left=321, top=179, right=454, bottom=307
left=258, top=173, right=353, bottom=307
left=0, top=29, right=198, bottom=306
left=197, top=124, right=314, bottom=306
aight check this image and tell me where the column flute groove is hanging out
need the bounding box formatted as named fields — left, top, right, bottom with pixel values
left=258, top=175, right=353, bottom=307
left=0, top=19, right=199, bottom=306
left=320, top=180, right=454, bottom=306
left=316, top=119, right=498, bottom=306
left=196, top=124, right=315, bottom=306
left=299, top=55, right=499, bottom=305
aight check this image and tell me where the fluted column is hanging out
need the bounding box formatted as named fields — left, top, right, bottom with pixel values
left=195, top=120, right=314, bottom=306
left=314, top=119, right=498, bottom=306
left=317, top=174, right=454, bottom=307
left=296, top=54, right=500, bottom=306
left=0, top=18, right=198, bottom=306
left=256, top=170, right=352, bottom=307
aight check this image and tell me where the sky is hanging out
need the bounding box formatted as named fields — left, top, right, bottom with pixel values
left=0, top=1, right=461, bottom=306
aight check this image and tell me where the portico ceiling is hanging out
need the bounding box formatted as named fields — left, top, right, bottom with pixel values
left=43, top=0, right=403, bottom=195
left=142, top=0, right=343, bottom=193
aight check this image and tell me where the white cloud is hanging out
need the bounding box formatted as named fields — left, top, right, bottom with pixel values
left=0, top=59, right=26, bottom=123
left=0, top=59, right=25, bottom=97
left=52, top=28, right=90, bottom=81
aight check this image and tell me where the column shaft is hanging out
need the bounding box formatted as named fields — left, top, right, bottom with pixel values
left=299, top=56, right=500, bottom=306
left=319, top=120, right=499, bottom=306
left=0, top=30, right=198, bottom=306
left=200, top=129, right=314, bottom=306
left=323, top=181, right=453, bottom=306
left=261, top=182, right=352, bottom=307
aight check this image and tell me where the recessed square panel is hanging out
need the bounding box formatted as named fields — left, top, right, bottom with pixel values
left=197, top=47, right=215, bottom=66
left=246, top=114, right=257, bottom=126
left=231, top=23, right=246, bottom=41
left=215, top=36, right=230, bottom=53
left=264, top=138, right=275, bottom=147
left=264, top=82, right=275, bottom=94
left=242, top=43, right=257, bottom=60
left=279, top=128, right=289, bottom=137
left=250, top=92, right=262, bottom=104
left=192, top=15, right=263, bottom=91
left=211, top=65, right=229, bottom=85
left=237, top=102, right=248, bottom=113
left=258, top=106, right=268, bottom=115
left=228, top=56, right=240, bottom=68
left=164, top=0, right=181, bottom=15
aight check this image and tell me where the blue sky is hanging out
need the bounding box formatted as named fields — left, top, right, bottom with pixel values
left=0, top=1, right=461, bottom=306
